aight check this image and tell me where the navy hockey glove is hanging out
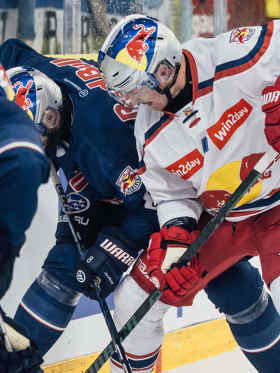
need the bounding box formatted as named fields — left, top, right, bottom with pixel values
left=262, top=76, right=280, bottom=153
left=0, top=308, right=43, bottom=373
left=75, top=227, right=137, bottom=299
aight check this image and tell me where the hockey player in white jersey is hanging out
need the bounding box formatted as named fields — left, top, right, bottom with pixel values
left=99, top=15, right=280, bottom=373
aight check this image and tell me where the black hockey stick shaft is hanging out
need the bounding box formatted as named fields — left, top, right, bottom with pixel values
left=50, top=163, right=132, bottom=373
left=85, top=147, right=278, bottom=373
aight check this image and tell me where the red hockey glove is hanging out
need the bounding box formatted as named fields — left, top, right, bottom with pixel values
left=262, top=76, right=280, bottom=153
left=146, top=226, right=201, bottom=303
left=162, top=256, right=201, bottom=304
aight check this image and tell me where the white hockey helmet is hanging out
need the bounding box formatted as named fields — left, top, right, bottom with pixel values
left=6, top=66, right=63, bottom=123
left=98, top=14, right=182, bottom=95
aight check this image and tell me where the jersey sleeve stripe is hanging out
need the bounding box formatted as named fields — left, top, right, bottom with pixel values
left=215, top=22, right=273, bottom=80
left=144, top=114, right=173, bottom=148
left=0, top=141, right=44, bottom=155
left=195, top=22, right=274, bottom=100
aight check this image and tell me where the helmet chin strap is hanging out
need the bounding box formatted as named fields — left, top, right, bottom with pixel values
left=161, top=86, right=174, bottom=107
left=157, top=63, right=181, bottom=109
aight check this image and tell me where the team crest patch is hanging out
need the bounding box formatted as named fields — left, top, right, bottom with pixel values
left=182, top=107, right=200, bottom=127
left=230, top=27, right=255, bottom=44
left=116, top=166, right=142, bottom=195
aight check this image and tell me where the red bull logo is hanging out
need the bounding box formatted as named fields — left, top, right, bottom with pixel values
left=230, top=27, right=255, bottom=44
left=240, top=153, right=272, bottom=192
left=116, top=166, right=142, bottom=195
left=201, top=189, right=232, bottom=211
left=14, top=79, right=33, bottom=113
left=126, top=24, right=156, bottom=65
left=201, top=154, right=268, bottom=213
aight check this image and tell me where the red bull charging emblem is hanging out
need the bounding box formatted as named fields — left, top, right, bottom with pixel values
left=13, top=79, right=34, bottom=118
left=113, top=19, right=158, bottom=71
left=116, top=165, right=142, bottom=195
left=230, top=27, right=255, bottom=44
left=126, top=24, right=156, bottom=65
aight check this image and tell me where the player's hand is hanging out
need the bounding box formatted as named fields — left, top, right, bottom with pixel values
left=75, top=228, right=137, bottom=299
left=161, top=257, right=201, bottom=304
left=145, top=226, right=201, bottom=304
left=262, top=76, right=280, bottom=153
left=146, top=226, right=199, bottom=274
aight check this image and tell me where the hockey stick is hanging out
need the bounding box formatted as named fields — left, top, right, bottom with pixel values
left=85, top=147, right=279, bottom=373
left=49, top=163, right=132, bottom=373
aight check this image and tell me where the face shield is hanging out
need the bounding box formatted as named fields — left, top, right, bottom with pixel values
left=99, top=53, right=160, bottom=109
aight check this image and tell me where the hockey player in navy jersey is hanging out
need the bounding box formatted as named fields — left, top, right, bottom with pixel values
left=98, top=15, right=280, bottom=373
left=1, top=38, right=279, bottom=373
left=0, top=38, right=161, bottom=358
left=0, top=63, right=49, bottom=372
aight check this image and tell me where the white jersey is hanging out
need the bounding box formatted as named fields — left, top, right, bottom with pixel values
left=135, top=20, right=280, bottom=227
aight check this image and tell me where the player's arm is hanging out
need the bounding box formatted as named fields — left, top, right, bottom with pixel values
left=262, top=76, right=280, bottom=153
left=0, top=38, right=51, bottom=70
left=134, top=139, right=204, bottom=304
left=71, top=162, right=155, bottom=299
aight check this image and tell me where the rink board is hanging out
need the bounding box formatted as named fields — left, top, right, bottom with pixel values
left=43, top=318, right=237, bottom=373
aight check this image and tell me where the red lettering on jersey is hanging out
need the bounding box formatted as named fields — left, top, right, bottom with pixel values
left=166, top=149, right=204, bottom=180
left=86, top=79, right=107, bottom=90
left=50, top=58, right=106, bottom=91
left=207, top=99, right=253, bottom=150
left=51, top=59, right=86, bottom=68
left=69, top=172, right=88, bottom=192
left=113, top=104, right=137, bottom=122
left=76, top=66, right=101, bottom=81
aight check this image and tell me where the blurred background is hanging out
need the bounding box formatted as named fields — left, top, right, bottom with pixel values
left=0, top=0, right=278, bottom=56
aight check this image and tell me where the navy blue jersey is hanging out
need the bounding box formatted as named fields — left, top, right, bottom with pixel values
left=0, top=97, right=49, bottom=251
left=0, top=39, right=158, bottom=246
left=0, top=39, right=144, bottom=205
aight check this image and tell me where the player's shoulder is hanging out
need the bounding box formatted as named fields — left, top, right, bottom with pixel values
left=137, top=105, right=163, bottom=129
left=184, top=24, right=264, bottom=64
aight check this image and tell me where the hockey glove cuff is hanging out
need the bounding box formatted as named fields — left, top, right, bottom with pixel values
left=76, top=227, right=137, bottom=299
